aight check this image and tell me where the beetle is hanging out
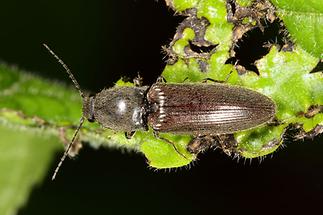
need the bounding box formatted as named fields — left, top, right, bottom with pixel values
left=43, top=44, right=276, bottom=180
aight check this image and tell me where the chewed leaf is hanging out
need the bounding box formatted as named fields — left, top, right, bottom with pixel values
left=235, top=45, right=322, bottom=157
left=163, top=0, right=323, bottom=159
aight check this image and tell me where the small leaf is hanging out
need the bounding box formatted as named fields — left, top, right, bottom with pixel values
left=0, top=125, right=60, bottom=215
left=271, top=0, right=323, bottom=58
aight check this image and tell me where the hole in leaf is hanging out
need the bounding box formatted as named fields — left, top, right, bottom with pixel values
left=230, top=19, right=286, bottom=74
left=311, top=60, right=323, bottom=73
left=188, top=40, right=217, bottom=54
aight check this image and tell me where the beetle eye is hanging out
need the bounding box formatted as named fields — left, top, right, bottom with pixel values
left=87, top=116, right=95, bottom=122
left=87, top=96, right=96, bottom=122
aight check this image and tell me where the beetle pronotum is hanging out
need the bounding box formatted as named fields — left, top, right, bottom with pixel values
left=43, top=44, right=276, bottom=180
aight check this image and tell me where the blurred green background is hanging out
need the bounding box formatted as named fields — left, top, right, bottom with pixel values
left=0, top=0, right=322, bottom=214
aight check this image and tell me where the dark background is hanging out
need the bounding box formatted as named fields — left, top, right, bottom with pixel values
left=0, top=0, right=322, bottom=214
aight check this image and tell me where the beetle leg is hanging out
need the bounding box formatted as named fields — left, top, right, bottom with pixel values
left=133, top=72, right=143, bottom=87
left=202, top=77, right=221, bottom=83
left=187, top=134, right=216, bottom=154
left=182, top=77, right=192, bottom=83
left=153, top=131, right=188, bottom=159
left=125, top=131, right=136, bottom=139
left=156, top=76, right=167, bottom=83
left=187, top=134, right=238, bottom=156
left=202, top=71, right=233, bottom=83
left=215, top=134, right=238, bottom=156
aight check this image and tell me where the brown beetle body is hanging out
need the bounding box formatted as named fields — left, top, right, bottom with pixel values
left=83, top=83, right=275, bottom=137
left=147, top=83, right=275, bottom=135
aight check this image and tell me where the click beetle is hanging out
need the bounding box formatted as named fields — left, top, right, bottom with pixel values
left=43, top=44, right=276, bottom=180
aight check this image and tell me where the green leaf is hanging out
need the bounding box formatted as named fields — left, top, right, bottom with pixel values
left=0, top=125, right=60, bottom=215
left=271, top=0, right=323, bottom=58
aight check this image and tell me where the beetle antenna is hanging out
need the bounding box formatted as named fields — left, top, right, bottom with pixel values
left=52, top=117, right=85, bottom=180
left=43, top=43, right=85, bottom=98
